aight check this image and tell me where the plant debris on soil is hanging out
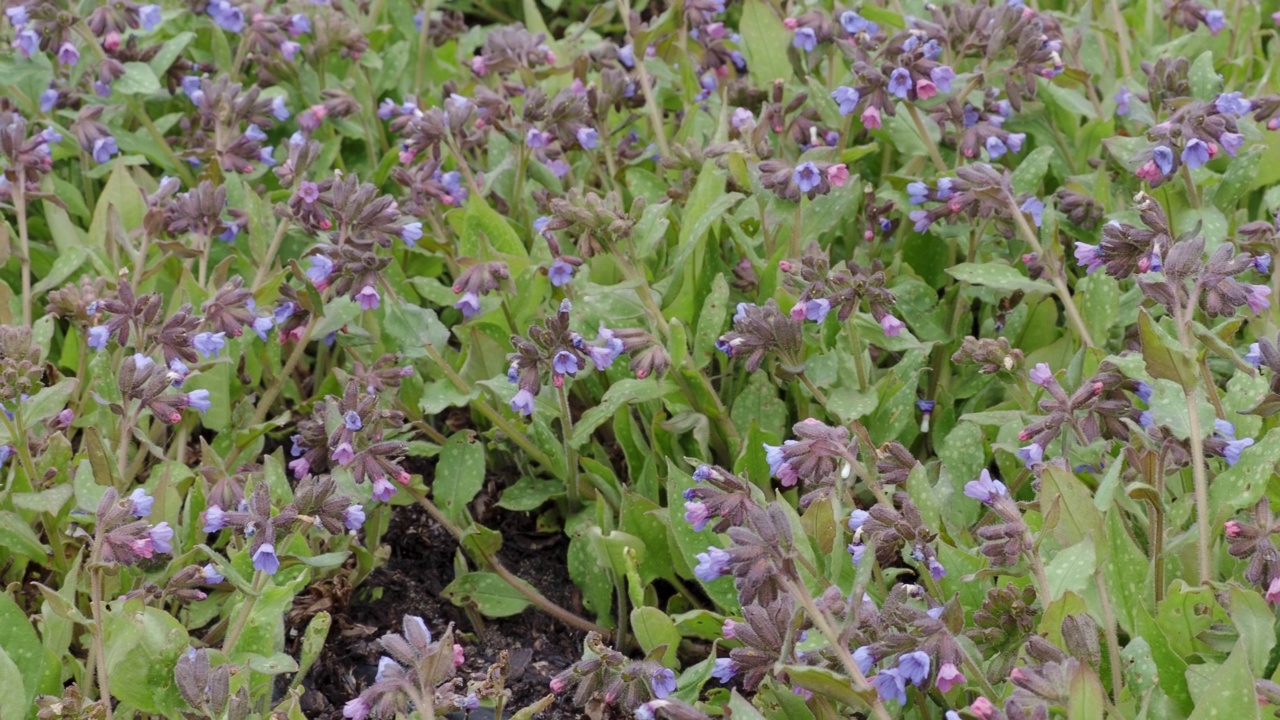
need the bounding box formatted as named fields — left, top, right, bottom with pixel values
left=295, top=504, right=586, bottom=719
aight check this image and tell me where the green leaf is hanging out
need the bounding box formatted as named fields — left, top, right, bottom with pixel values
left=1210, top=427, right=1280, bottom=523
left=946, top=262, right=1054, bottom=295
left=693, top=273, right=730, bottom=369
left=1188, top=50, right=1220, bottom=101
left=383, top=302, right=449, bottom=357
left=31, top=246, right=88, bottom=295
left=739, top=0, right=793, bottom=84
left=620, top=491, right=677, bottom=585
left=1075, top=273, right=1119, bottom=344
left=731, top=373, right=788, bottom=439
left=246, top=652, right=300, bottom=675
left=12, top=484, right=73, bottom=515
left=497, top=477, right=565, bottom=511
left=1100, top=507, right=1150, bottom=634
left=630, top=606, right=681, bottom=667
left=0, top=649, right=27, bottom=720
left=1138, top=309, right=1196, bottom=387
left=0, top=511, right=48, bottom=564
left=1148, top=379, right=1213, bottom=441
left=1067, top=664, right=1106, bottom=720
left=443, top=572, right=532, bottom=617
left=1039, top=466, right=1102, bottom=546
left=1186, top=643, right=1261, bottom=720
left=1214, top=146, right=1262, bottom=211
left=1011, top=146, right=1056, bottom=194
left=434, top=432, right=486, bottom=526
left=148, top=31, right=195, bottom=76
left=115, top=62, right=163, bottom=95
left=1227, top=585, right=1276, bottom=675
left=0, top=594, right=45, bottom=713
left=461, top=196, right=528, bottom=261
left=1045, top=538, right=1096, bottom=602
left=571, top=379, right=672, bottom=448
left=785, top=665, right=869, bottom=708
left=104, top=603, right=191, bottom=714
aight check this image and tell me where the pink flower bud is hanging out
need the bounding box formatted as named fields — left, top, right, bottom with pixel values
left=550, top=677, right=566, bottom=693
left=453, top=644, right=465, bottom=666
left=971, top=697, right=997, bottom=720
left=783, top=17, right=799, bottom=28
left=826, top=163, right=849, bottom=187
left=104, top=32, right=121, bottom=51
left=1225, top=520, right=1243, bottom=538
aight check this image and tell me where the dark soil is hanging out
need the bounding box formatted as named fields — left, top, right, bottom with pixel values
left=294, top=502, right=586, bottom=719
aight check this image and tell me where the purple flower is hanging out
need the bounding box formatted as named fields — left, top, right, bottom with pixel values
left=1028, top=363, right=1053, bottom=387
left=1020, top=197, right=1045, bottom=227
left=342, top=697, right=371, bottom=720
left=1017, top=443, right=1043, bottom=468
left=1115, top=85, right=1132, bottom=116
left=203, top=505, right=226, bottom=533
left=1247, top=284, right=1272, bottom=314
left=1215, top=418, right=1236, bottom=439
left=13, top=28, right=38, bottom=57
left=250, top=315, right=273, bottom=340
left=848, top=509, right=870, bottom=531
left=684, top=501, right=710, bottom=531
left=193, top=331, right=227, bottom=358
left=509, top=387, right=537, bottom=416
left=712, top=658, right=736, bottom=683
left=253, top=543, right=280, bottom=574
left=587, top=339, right=623, bottom=370
left=6, top=6, right=29, bottom=27
left=149, top=522, right=174, bottom=554
left=271, top=96, right=290, bottom=121
left=793, top=27, right=817, bottom=52
left=881, top=315, right=905, bottom=336
left=1151, top=145, right=1175, bottom=175
left=650, top=668, right=676, bottom=698
left=201, top=563, right=225, bottom=584
left=288, top=12, right=311, bottom=35
left=88, top=325, right=110, bottom=351
left=344, top=504, right=366, bottom=531
left=1225, top=438, right=1255, bottom=466
left=552, top=350, right=580, bottom=376
left=1205, top=9, right=1226, bottom=34
left=344, top=411, right=363, bottom=431
left=57, top=42, right=80, bottom=66
left=331, top=442, right=355, bottom=465
left=354, top=285, right=381, bottom=311
left=897, top=651, right=931, bottom=686
left=964, top=469, right=1008, bottom=504
left=139, top=4, right=162, bottom=30
left=872, top=669, right=908, bottom=704
left=39, top=88, right=58, bottom=113
left=853, top=646, right=875, bottom=674
left=1220, top=132, right=1244, bottom=157
left=927, top=556, right=946, bottom=580
left=576, top=127, right=599, bottom=150
left=618, top=43, right=635, bottom=67
left=888, top=68, right=913, bottom=98
left=1248, top=342, right=1264, bottom=367
left=917, top=399, right=936, bottom=413
left=831, top=86, right=860, bottom=115
left=1215, top=92, right=1251, bottom=116
left=986, top=136, right=1009, bottom=159
left=693, top=465, right=713, bottom=482
left=731, top=107, right=755, bottom=129
left=840, top=10, right=875, bottom=34
left=129, top=488, right=154, bottom=518
left=1182, top=139, right=1211, bottom=168
left=92, top=136, right=119, bottom=164
left=930, top=66, right=956, bottom=93
left=907, top=181, right=930, bottom=205
left=454, top=291, right=482, bottom=318
left=1074, top=242, right=1104, bottom=273
left=794, top=162, right=821, bottom=193
left=306, top=254, right=334, bottom=286
left=936, top=662, right=965, bottom=693
left=549, top=259, right=575, bottom=287
left=208, top=0, right=245, bottom=32
left=187, top=389, right=212, bottom=414
left=372, top=476, right=397, bottom=502
left=1255, top=254, right=1271, bottom=274
left=694, top=546, right=731, bottom=581
left=1006, top=133, right=1026, bottom=153
left=525, top=128, right=551, bottom=148
left=546, top=159, right=570, bottom=178
left=849, top=542, right=866, bottom=565
left=802, top=298, right=831, bottom=322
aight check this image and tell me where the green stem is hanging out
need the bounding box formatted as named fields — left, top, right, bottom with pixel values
left=252, top=218, right=293, bottom=291
left=1005, top=195, right=1096, bottom=348
left=618, top=0, right=670, bottom=159
left=14, top=163, right=32, bottom=326
left=406, top=486, right=611, bottom=637
left=130, top=98, right=196, bottom=187
left=222, top=570, right=267, bottom=654
left=905, top=104, right=947, bottom=174
left=1175, top=298, right=1212, bottom=584
left=556, top=384, right=582, bottom=510
left=1095, top=569, right=1125, bottom=703
left=89, top=546, right=113, bottom=720
left=421, top=342, right=562, bottom=474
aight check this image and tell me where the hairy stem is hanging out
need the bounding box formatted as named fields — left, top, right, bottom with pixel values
left=556, top=384, right=582, bottom=509
left=407, top=485, right=611, bottom=637
left=1094, top=569, right=1125, bottom=703
left=89, top=541, right=113, bottom=720
left=222, top=569, right=267, bottom=654
left=15, top=165, right=31, bottom=327
left=905, top=104, right=948, bottom=174
left=1005, top=196, right=1095, bottom=348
